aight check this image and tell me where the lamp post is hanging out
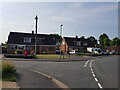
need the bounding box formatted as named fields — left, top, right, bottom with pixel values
left=34, top=15, right=38, bottom=55
left=60, top=24, right=63, bottom=59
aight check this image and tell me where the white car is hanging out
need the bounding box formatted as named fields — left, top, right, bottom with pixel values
left=69, top=50, right=79, bottom=55
left=109, top=51, right=116, bottom=55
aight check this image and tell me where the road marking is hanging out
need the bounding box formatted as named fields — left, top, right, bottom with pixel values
left=94, top=78, right=98, bottom=82
left=84, top=60, right=90, bottom=67
left=89, top=60, right=103, bottom=89
left=89, top=60, right=93, bottom=68
left=97, top=83, right=103, bottom=89
left=92, top=73, right=96, bottom=77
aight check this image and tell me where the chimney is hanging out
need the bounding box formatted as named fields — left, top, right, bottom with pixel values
left=76, top=36, right=78, bottom=38
left=32, top=31, right=34, bottom=34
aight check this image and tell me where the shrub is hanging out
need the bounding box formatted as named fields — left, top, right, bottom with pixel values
left=15, top=50, right=24, bottom=54
left=115, top=53, right=120, bottom=55
left=2, top=61, right=16, bottom=75
left=41, top=51, right=47, bottom=54
left=2, top=61, right=16, bottom=81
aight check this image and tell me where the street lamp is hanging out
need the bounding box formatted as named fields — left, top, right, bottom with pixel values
left=34, top=15, right=38, bottom=55
left=60, top=24, right=63, bottom=59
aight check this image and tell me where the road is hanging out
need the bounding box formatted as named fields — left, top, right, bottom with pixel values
left=92, top=56, right=118, bottom=88
left=11, top=55, right=118, bottom=88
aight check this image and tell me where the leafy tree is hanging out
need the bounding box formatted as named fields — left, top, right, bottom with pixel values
left=111, top=37, right=120, bottom=46
left=1, top=42, right=7, bottom=47
left=80, top=36, right=85, bottom=39
left=50, top=34, right=62, bottom=43
left=103, top=38, right=111, bottom=46
left=99, top=33, right=109, bottom=45
left=87, top=36, right=97, bottom=44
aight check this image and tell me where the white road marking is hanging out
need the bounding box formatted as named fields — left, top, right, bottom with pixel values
left=97, top=83, right=103, bottom=89
left=89, top=60, right=103, bottom=89
left=89, top=60, right=93, bottom=68
left=92, top=73, right=96, bottom=77
left=94, top=78, right=98, bottom=82
left=84, top=60, right=90, bottom=67
left=91, top=71, right=94, bottom=74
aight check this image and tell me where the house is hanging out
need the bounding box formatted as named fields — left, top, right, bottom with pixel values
left=7, top=31, right=56, bottom=54
left=60, top=36, right=96, bottom=54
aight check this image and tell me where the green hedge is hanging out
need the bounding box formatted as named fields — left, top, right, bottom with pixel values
left=4, top=54, right=35, bottom=59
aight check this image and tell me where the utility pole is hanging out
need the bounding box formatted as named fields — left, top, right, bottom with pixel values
left=60, top=24, right=63, bottom=59
left=34, top=15, right=38, bottom=54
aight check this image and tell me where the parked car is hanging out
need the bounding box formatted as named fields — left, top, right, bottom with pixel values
left=109, top=51, right=116, bottom=55
left=56, top=49, right=63, bottom=54
left=69, top=50, right=80, bottom=55
left=101, top=51, right=109, bottom=55
left=87, top=47, right=101, bottom=54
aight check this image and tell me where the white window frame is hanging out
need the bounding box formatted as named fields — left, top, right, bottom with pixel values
left=24, top=37, right=31, bottom=43
left=83, top=43, right=87, bottom=46
left=17, top=45, right=26, bottom=50
left=9, top=46, right=17, bottom=50
left=77, top=41, right=81, bottom=45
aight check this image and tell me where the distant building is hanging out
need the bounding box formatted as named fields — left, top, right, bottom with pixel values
left=60, top=36, right=96, bottom=54
left=7, top=32, right=56, bottom=54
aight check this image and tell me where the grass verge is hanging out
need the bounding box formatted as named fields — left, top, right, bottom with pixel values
left=36, top=54, right=70, bottom=59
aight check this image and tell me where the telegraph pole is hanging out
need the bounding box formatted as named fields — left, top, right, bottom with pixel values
left=35, top=15, right=38, bottom=54
left=60, top=24, right=63, bottom=59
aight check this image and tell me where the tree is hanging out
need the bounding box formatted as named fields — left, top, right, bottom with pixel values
left=80, top=36, right=85, bottom=39
left=111, top=37, right=120, bottom=46
left=103, top=38, right=111, bottom=46
left=99, top=33, right=109, bottom=46
left=50, top=34, right=62, bottom=43
left=87, top=36, right=97, bottom=44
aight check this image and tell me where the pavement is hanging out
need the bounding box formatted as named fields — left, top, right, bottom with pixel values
left=2, top=54, right=92, bottom=62
left=2, top=81, right=18, bottom=89
left=16, top=68, right=60, bottom=88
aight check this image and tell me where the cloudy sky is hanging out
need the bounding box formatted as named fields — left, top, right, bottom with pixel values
left=0, top=1, right=118, bottom=43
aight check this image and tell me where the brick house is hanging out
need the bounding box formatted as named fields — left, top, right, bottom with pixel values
left=7, top=32, right=56, bottom=54
left=60, top=36, right=96, bottom=54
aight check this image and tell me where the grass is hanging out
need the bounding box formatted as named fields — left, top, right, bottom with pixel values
left=1, top=61, right=17, bottom=82
left=36, top=54, right=70, bottom=59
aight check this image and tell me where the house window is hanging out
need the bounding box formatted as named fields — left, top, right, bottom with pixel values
left=83, top=43, right=87, bottom=46
left=27, top=46, right=32, bottom=50
left=77, top=42, right=81, bottom=45
left=24, top=37, right=31, bottom=43
left=18, top=45, right=26, bottom=50
left=9, top=46, right=17, bottom=50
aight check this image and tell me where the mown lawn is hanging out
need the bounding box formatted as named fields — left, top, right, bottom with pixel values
left=36, top=54, right=70, bottom=59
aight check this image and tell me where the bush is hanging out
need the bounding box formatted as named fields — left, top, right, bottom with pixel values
left=2, top=61, right=16, bottom=75
left=4, top=54, right=35, bottom=59
left=41, top=51, right=47, bottom=54
left=2, top=61, right=16, bottom=81
left=15, top=50, right=24, bottom=54
left=115, top=53, right=120, bottom=55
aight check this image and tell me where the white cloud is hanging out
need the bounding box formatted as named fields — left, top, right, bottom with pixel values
left=51, top=17, right=73, bottom=22
left=70, top=3, right=84, bottom=7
